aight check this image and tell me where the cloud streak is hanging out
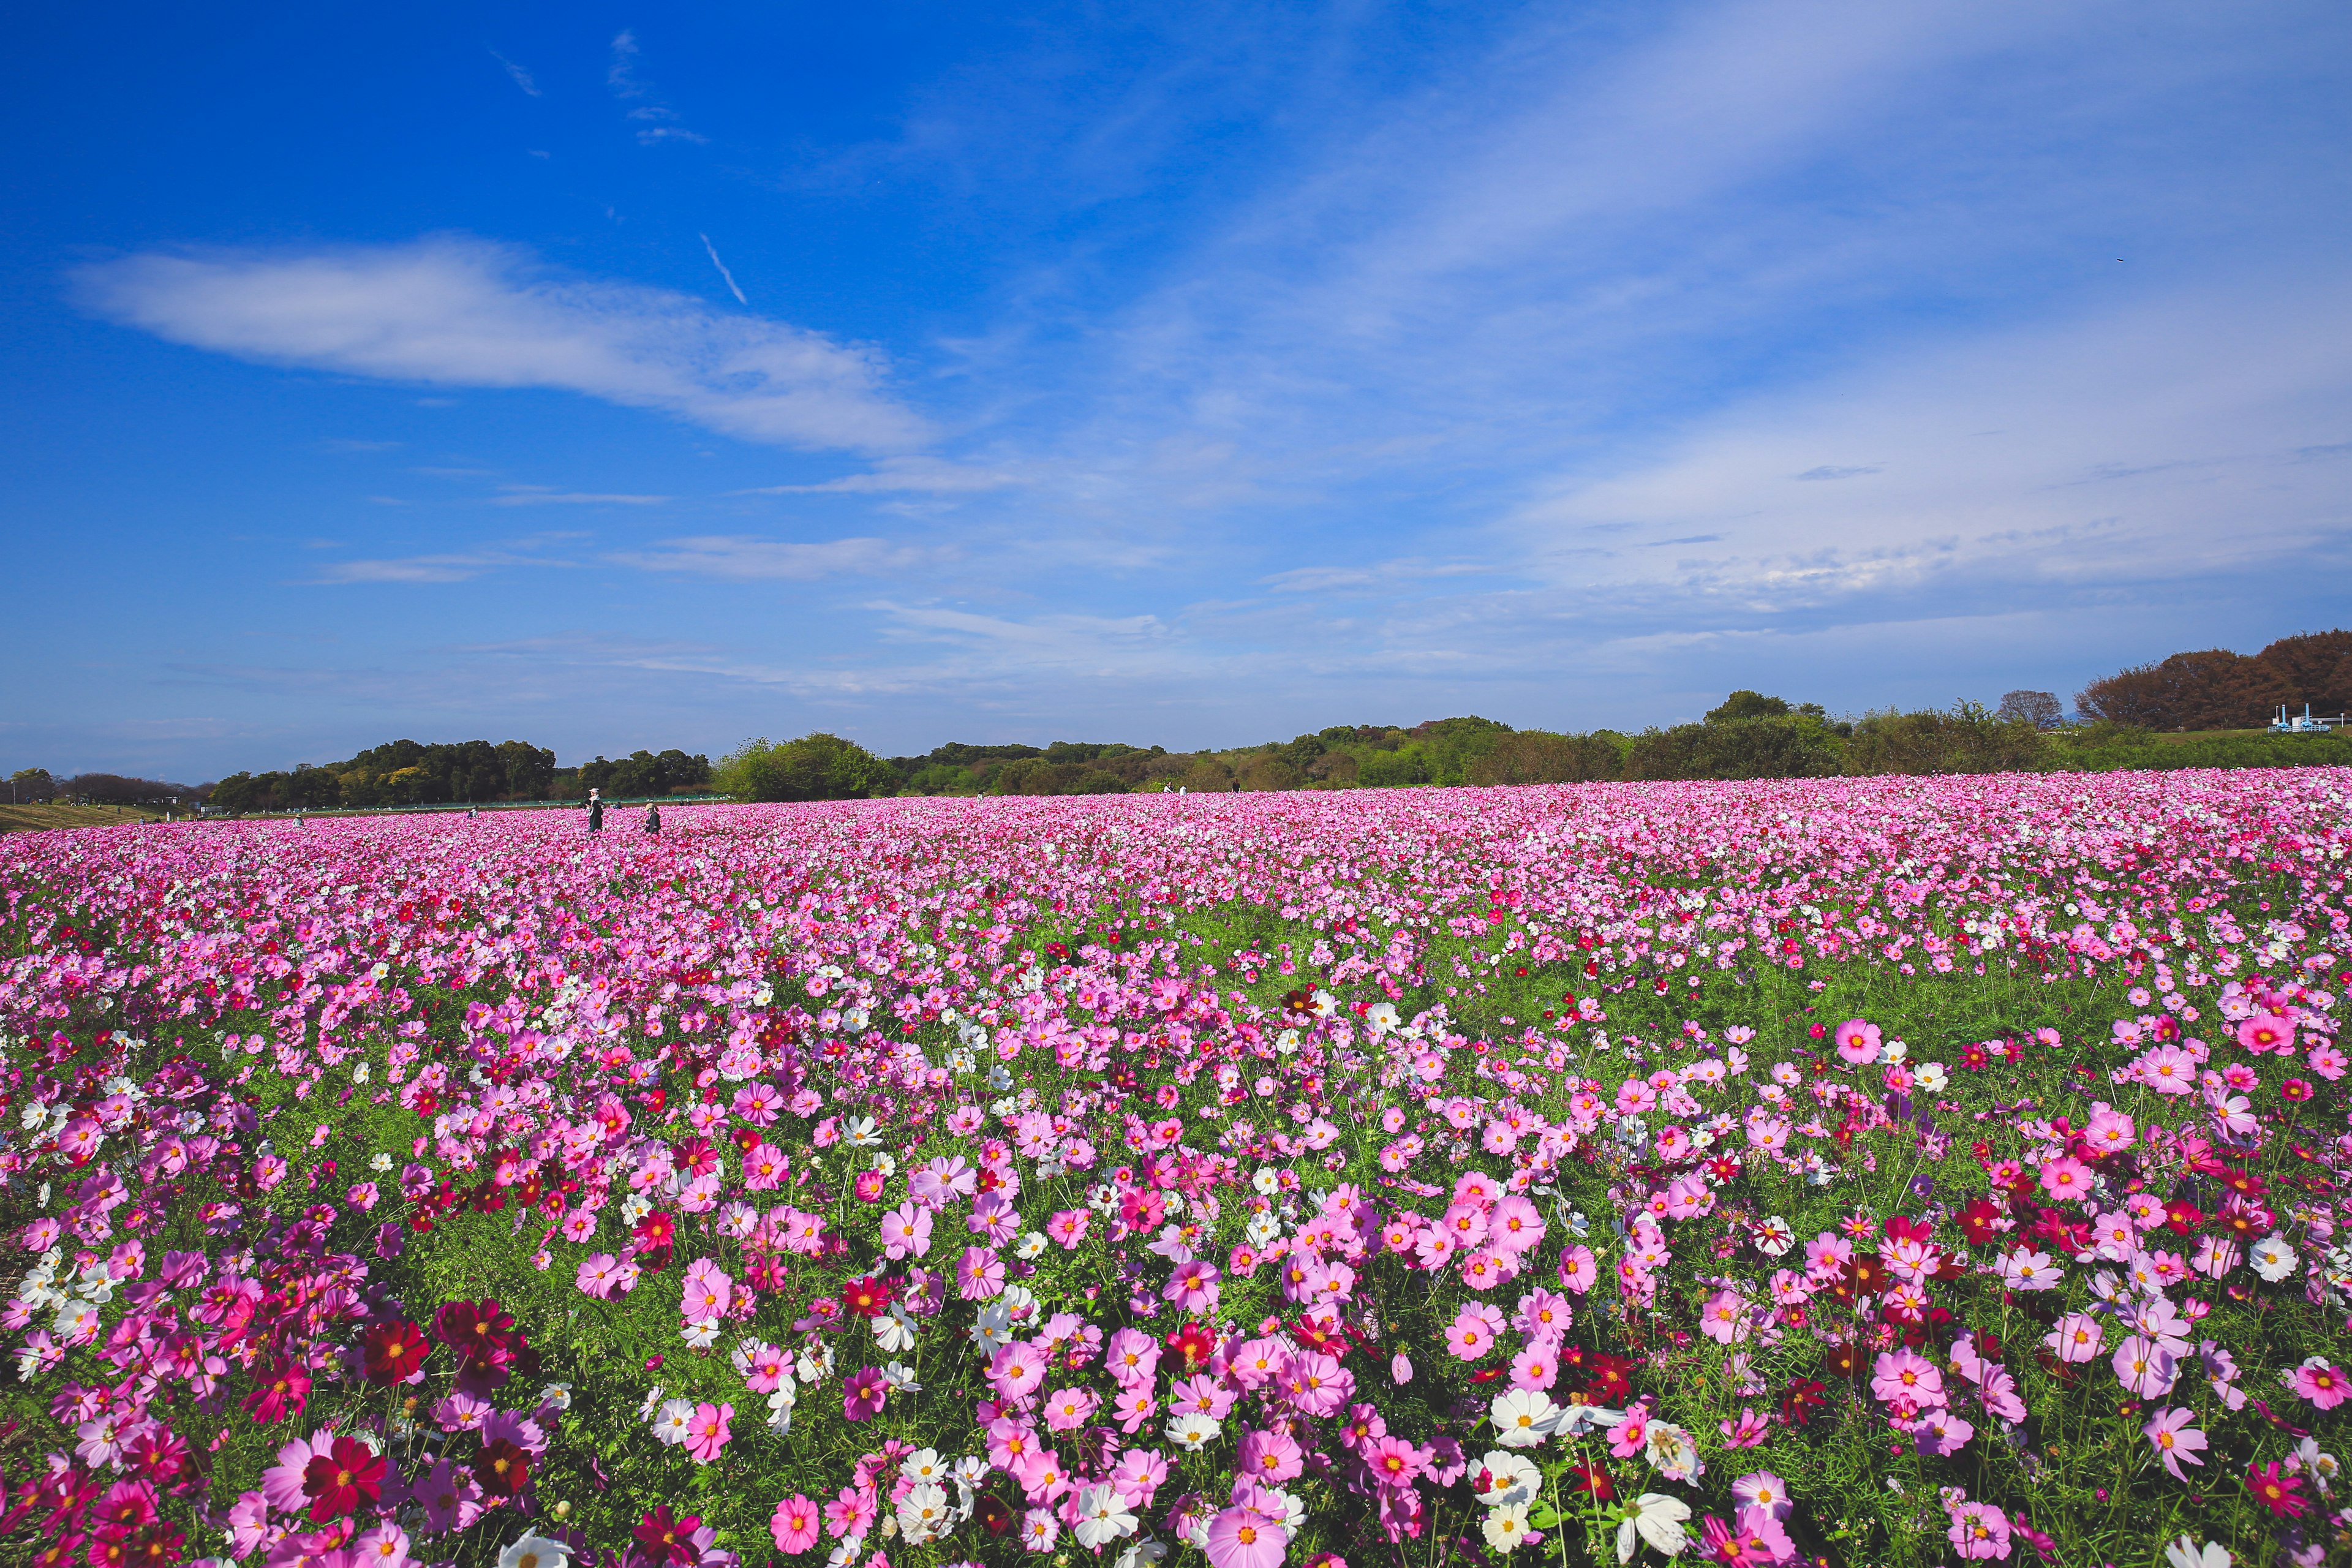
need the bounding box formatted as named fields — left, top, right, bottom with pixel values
left=77, top=238, right=929, bottom=452
left=608, top=535, right=936, bottom=581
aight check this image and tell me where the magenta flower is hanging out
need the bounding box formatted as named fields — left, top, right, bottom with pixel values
left=842, top=1366, right=888, bottom=1423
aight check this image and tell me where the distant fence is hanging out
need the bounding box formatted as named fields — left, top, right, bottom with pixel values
left=207, top=795, right=734, bottom=819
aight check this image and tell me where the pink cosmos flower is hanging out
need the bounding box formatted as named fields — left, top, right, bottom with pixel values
left=1363, top=1435, right=1425, bottom=1488
left=682, top=1401, right=733, bottom=1464
left=1509, top=1342, right=1559, bottom=1391
left=1698, top=1289, right=1747, bottom=1344
left=2143, top=1408, right=2208, bottom=1480
left=1719, top=1408, right=1770, bottom=1449
left=2112, top=1336, right=2177, bottom=1399
left=1732, top=1471, right=1792, bottom=1519
left=2294, top=1363, right=2348, bottom=1410
left=1445, top=1302, right=1506, bottom=1360
left=1833, top=1019, right=1882, bottom=1065
left=957, top=1245, right=1006, bottom=1300
left=1870, top=1349, right=1944, bottom=1408
left=1556, top=1244, right=1597, bottom=1295
left=2037, top=1156, right=2091, bottom=1202
left=1048, top=1208, right=1091, bottom=1248
left=1205, top=1506, right=1289, bottom=1568
left=1237, top=1427, right=1304, bottom=1484
left=1164, top=1259, right=1223, bottom=1314
left=1947, top=1502, right=2010, bottom=1560
left=842, top=1366, right=888, bottom=1423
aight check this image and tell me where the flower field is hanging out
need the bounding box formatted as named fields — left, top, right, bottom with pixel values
left=1, top=771, right=2349, bottom=1568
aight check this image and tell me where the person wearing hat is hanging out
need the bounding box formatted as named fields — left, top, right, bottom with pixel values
left=587, top=788, right=605, bottom=834
left=644, top=801, right=662, bottom=836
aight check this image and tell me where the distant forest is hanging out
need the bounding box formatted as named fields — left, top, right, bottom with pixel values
left=9, top=628, right=2345, bottom=810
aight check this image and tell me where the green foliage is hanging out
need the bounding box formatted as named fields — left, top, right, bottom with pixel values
left=1468, top=729, right=1623, bottom=784
left=580, top=748, right=712, bottom=797
left=1841, top=701, right=2049, bottom=775
left=1704, top=689, right=1792, bottom=722
left=1624, top=713, right=1845, bottom=780
left=715, top=733, right=895, bottom=801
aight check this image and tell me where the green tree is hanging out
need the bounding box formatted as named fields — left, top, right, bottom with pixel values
left=1468, top=731, right=1621, bottom=785
left=1705, top=690, right=1791, bottom=723
left=717, top=734, right=894, bottom=802
left=1844, top=703, right=2049, bottom=775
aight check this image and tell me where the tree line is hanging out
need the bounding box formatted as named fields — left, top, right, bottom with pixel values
left=12, top=627, right=2345, bottom=813
left=712, top=684, right=2351, bottom=804
left=2074, top=628, right=2352, bottom=731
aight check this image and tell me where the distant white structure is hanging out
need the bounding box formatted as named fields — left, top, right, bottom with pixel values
left=2272, top=703, right=2345, bottom=734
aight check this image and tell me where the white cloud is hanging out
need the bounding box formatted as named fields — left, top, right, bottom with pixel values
left=1507, top=273, right=2352, bottom=608
left=77, top=238, right=929, bottom=452
left=609, top=535, right=933, bottom=580
left=744, top=456, right=1027, bottom=495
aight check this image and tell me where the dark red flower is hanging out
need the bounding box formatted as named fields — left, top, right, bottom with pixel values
left=475, top=1438, right=529, bottom=1498
left=301, top=1436, right=386, bottom=1521
left=1781, top=1379, right=1828, bottom=1426
left=1566, top=1460, right=1615, bottom=1502
left=363, top=1319, right=433, bottom=1386
left=431, top=1300, right=514, bottom=1367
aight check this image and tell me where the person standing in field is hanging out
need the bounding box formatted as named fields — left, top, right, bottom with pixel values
left=645, top=802, right=662, bottom=836
left=588, top=790, right=604, bottom=834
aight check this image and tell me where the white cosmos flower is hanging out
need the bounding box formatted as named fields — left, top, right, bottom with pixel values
left=1616, top=1493, right=1692, bottom=1562
left=650, top=1398, right=695, bottom=1444
left=498, top=1535, right=571, bottom=1568
left=1490, top=1389, right=1563, bottom=1449
left=1114, top=1540, right=1169, bottom=1568
left=2165, top=1538, right=2229, bottom=1568
left=873, top=1306, right=919, bottom=1355
left=1472, top=1451, right=1541, bottom=1509
left=2251, top=1235, right=2299, bottom=1283
left=1752, top=1216, right=1794, bottom=1257
left=895, top=1483, right=950, bottom=1544
left=1483, top=1505, right=1534, bottom=1553
left=1072, top=1485, right=1139, bottom=1549
left=845, top=1115, right=882, bottom=1148
left=1166, top=1413, right=1221, bottom=1450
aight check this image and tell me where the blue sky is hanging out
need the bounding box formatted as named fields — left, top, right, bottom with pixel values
left=7, top=1, right=2350, bottom=780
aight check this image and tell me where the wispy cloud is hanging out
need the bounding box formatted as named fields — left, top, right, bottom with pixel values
left=742, top=456, right=1026, bottom=496
left=309, top=534, right=581, bottom=585
left=609, top=535, right=934, bottom=580
left=491, top=486, right=669, bottom=507
left=608, top=30, right=643, bottom=97
left=1259, top=558, right=1493, bottom=594
left=699, top=233, right=747, bottom=304
left=488, top=48, right=540, bottom=97
left=78, top=238, right=929, bottom=451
